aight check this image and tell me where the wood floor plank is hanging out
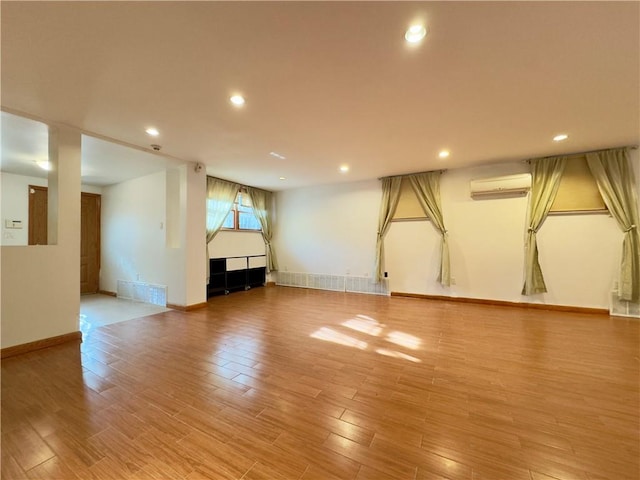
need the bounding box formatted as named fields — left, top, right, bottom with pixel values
left=298, top=465, right=347, bottom=480
left=276, top=431, right=361, bottom=480
left=356, top=464, right=415, bottom=480
left=322, top=432, right=417, bottom=479
left=241, top=462, right=290, bottom=480
left=1, top=451, right=29, bottom=480
left=42, top=429, right=105, bottom=470
left=86, top=455, right=136, bottom=480
left=1, top=423, right=56, bottom=472
left=227, top=433, right=309, bottom=480
left=24, top=456, right=82, bottom=480
left=1, top=287, right=638, bottom=480
left=87, top=427, right=154, bottom=476
left=134, top=427, right=197, bottom=477
left=177, top=430, right=254, bottom=479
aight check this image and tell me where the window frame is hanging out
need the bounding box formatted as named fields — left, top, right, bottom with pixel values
left=220, top=189, right=262, bottom=232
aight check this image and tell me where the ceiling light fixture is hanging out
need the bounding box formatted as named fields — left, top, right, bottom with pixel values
left=279, top=176, right=286, bottom=181
left=270, top=152, right=286, bottom=160
left=339, top=165, right=349, bottom=173
left=438, top=150, right=450, bottom=159
left=405, top=24, right=427, bottom=43
left=145, top=127, right=159, bottom=137
left=553, top=134, right=569, bottom=142
left=37, top=161, right=51, bottom=171
left=230, top=95, right=245, bottom=106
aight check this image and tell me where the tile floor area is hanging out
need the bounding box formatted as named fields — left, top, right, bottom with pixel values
left=79, top=294, right=170, bottom=337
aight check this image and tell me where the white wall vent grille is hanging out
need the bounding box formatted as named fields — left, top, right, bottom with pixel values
left=610, top=289, right=640, bottom=318
left=276, top=271, right=305, bottom=288
left=117, top=280, right=134, bottom=300
left=117, top=280, right=167, bottom=307
left=346, top=276, right=389, bottom=295
left=276, top=272, right=388, bottom=296
left=308, top=274, right=345, bottom=292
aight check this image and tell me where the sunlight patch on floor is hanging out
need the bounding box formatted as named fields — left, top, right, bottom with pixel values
left=375, top=348, right=421, bottom=363
left=342, top=315, right=383, bottom=336
left=311, top=315, right=422, bottom=362
left=386, top=331, right=421, bottom=350
left=311, top=327, right=368, bottom=350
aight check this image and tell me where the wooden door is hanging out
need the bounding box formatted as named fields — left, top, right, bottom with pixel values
left=28, top=185, right=48, bottom=245
left=81, top=193, right=101, bottom=294
left=28, top=187, right=101, bottom=292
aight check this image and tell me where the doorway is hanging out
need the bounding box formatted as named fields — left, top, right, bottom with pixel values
left=28, top=186, right=101, bottom=293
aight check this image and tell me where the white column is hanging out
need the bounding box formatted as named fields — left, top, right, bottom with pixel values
left=165, top=163, right=206, bottom=308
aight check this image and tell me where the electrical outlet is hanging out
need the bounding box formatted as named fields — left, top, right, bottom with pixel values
left=450, top=277, right=457, bottom=285
left=346, top=269, right=350, bottom=275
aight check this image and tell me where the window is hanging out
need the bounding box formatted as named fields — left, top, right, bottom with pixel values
left=392, top=178, right=428, bottom=221
left=550, top=155, right=607, bottom=213
left=221, top=190, right=261, bottom=231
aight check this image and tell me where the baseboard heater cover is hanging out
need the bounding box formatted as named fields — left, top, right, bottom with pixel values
left=610, top=289, right=640, bottom=318
left=117, top=280, right=167, bottom=307
left=276, top=272, right=389, bottom=296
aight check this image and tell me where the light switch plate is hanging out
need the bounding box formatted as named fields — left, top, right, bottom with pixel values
left=5, top=220, right=23, bottom=229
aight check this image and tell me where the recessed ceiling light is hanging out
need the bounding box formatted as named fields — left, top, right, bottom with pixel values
left=339, top=165, right=349, bottom=173
left=270, top=152, right=286, bottom=160
left=553, top=134, right=569, bottom=142
left=145, top=127, right=159, bottom=137
left=230, top=95, right=245, bottom=106
left=279, top=176, right=286, bottom=181
left=37, top=161, right=51, bottom=171
left=405, top=24, right=427, bottom=43
left=438, top=150, right=450, bottom=159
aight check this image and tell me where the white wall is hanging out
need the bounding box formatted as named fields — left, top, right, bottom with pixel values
left=274, top=151, right=639, bottom=309
left=101, top=165, right=207, bottom=307
left=385, top=162, right=621, bottom=308
left=101, top=170, right=168, bottom=292
left=1, top=126, right=82, bottom=348
left=275, top=180, right=381, bottom=277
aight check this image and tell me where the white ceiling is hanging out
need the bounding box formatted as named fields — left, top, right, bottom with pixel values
left=0, top=112, right=182, bottom=186
left=1, top=2, right=638, bottom=191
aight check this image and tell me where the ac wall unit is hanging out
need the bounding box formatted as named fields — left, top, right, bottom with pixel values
left=470, top=173, right=531, bottom=198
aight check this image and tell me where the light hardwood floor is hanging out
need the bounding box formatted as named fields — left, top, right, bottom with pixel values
left=2, top=287, right=639, bottom=480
